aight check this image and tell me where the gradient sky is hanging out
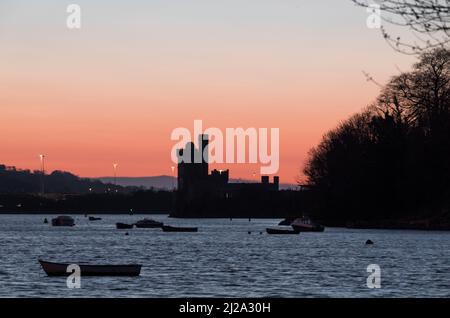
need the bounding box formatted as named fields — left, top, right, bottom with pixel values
left=0, top=0, right=416, bottom=183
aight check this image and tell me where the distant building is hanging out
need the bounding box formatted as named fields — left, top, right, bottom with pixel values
left=172, top=134, right=282, bottom=217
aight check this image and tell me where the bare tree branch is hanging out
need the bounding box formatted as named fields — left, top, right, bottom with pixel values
left=353, top=0, right=450, bottom=54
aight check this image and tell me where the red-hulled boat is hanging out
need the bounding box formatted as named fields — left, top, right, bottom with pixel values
left=39, top=260, right=142, bottom=277
left=291, top=218, right=325, bottom=232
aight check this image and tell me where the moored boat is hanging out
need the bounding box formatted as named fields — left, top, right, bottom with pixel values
left=38, top=260, right=141, bottom=277
left=89, top=216, right=102, bottom=221
left=51, top=216, right=75, bottom=227
left=162, top=225, right=198, bottom=232
left=116, top=222, right=134, bottom=229
left=134, top=218, right=163, bottom=228
left=266, top=227, right=300, bottom=235
left=278, top=218, right=295, bottom=226
left=291, top=218, right=324, bottom=232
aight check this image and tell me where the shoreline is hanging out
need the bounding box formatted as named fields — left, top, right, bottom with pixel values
left=0, top=212, right=449, bottom=231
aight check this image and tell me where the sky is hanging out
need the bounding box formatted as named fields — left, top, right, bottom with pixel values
left=0, top=0, right=417, bottom=183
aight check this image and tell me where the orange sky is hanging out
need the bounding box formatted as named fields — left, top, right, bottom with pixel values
left=0, top=1, right=416, bottom=183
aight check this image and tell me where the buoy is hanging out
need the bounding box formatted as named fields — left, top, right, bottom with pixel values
left=125, top=232, right=129, bottom=236
left=44, top=218, right=48, bottom=224
left=248, top=231, right=251, bottom=234
left=366, top=239, right=374, bottom=245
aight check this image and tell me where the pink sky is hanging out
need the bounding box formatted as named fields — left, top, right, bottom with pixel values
left=0, top=1, right=416, bottom=183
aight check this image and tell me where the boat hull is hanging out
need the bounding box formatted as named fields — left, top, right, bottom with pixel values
left=135, top=224, right=162, bottom=228
left=116, top=222, right=134, bottom=229
left=291, top=224, right=325, bottom=232
left=51, top=217, right=75, bottom=227
left=266, top=228, right=300, bottom=235
left=39, top=260, right=141, bottom=277
left=162, top=225, right=198, bottom=232
left=134, top=219, right=163, bottom=228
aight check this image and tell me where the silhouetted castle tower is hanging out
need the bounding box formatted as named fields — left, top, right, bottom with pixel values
left=174, top=134, right=279, bottom=217
left=200, top=134, right=209, bottom=178
left=177, top=134, right=211, bottom=192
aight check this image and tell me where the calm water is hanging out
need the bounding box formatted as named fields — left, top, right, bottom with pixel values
left=0, top=214, right=448, bottom=298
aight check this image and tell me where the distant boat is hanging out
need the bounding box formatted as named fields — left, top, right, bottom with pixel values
left=44, top=218, right=48, bottom=224
left=116, top=222, right=134, bottom=229
left=88, top=216, right=102, bottom=221
left=51, top=216, right=75, bottom=227
left=278, top=218, right=295, bottom=226
left=266, top=227, right=300, bottom=235
left=134, top=218, right=163, bottom=228
left=291, top=218, right=325, bottom=232
left=162, top=225, right=198, bottom=232
left=38, top=260, right=141, bottom=277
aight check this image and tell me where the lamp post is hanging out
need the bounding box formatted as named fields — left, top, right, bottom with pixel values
left=39, top=154, right=45, bottom=195
left=113, top=163, right=118, bottom=187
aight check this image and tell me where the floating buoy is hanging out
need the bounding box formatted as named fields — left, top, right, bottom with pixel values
left=366, top=239, right=374, bottom=245
left=248, top=231, right=252, bottom=235
left=125, top=232, right=129, bottom=236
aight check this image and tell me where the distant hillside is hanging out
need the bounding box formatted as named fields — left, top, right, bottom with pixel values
left=99, top=176, right=176, bottom=190
left=97, top=176, right=298, bottom=190
left=0, top=164, right=126, bottom=194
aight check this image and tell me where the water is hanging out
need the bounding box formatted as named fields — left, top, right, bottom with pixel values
left=0, top=214, right=448, bottom=298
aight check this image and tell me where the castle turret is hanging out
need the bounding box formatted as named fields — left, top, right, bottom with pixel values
left=200, top=134, right=209, bottom=178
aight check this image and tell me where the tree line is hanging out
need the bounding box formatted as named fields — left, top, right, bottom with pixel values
left=304, top=48, right=450, bottom=223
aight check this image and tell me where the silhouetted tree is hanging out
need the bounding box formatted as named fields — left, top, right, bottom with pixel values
left=353, top=0, right=450, bottom=54
left=304, top=48, right=450, bottom=222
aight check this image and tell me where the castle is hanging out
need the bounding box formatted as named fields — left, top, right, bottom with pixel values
left=172, top=134, right=282, bottom=218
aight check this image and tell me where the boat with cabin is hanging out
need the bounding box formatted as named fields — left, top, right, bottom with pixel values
left=51, top=216, right=75, bottom=227
left=291, top=217, right=325, bottom=232
left=134, top=218, right=164, bottom=228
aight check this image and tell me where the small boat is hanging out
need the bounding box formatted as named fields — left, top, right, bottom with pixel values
left=39, top=260, right=141, bottom=277
left=291, top=218, right=325, bottom=232
left=162, top=225, right=198, bottom=232
left=266, top=227, right=300, bottom=235
left=51, top=216, right=75, bottom=227
left=278, top=218, right=295, bottom=226
left=89, top=216, right=102, bottom=221
left=134, top=218, right=163, bottom=228
left=116, top=222, right=134, bottom=229
left=44, top=218, right=48, bottom=224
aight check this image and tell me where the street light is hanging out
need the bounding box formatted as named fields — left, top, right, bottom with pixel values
left=113, top=163, right=118, bottom=186
left=39, top=154, right=45, bottom=195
